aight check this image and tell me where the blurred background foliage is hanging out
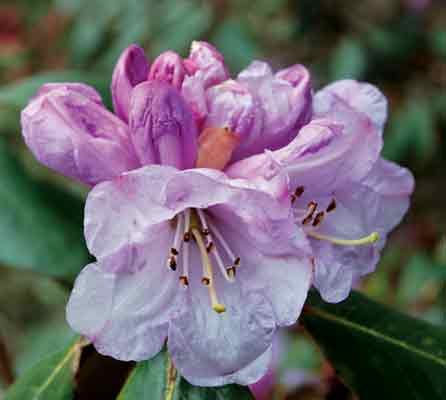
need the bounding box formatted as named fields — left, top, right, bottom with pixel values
left=0, top=0, right=444, bottom=399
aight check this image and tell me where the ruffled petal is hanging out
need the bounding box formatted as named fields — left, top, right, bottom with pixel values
left=310, top=158, right=414, bottom=302
left=129, top=80, right=198, bottom=169
left=184, top=41, right=229, bottom=88
left=35, top=83, right=103, bottom=104
left=168, top=276, right=275, bottom=386
left=315, top=79, right=388, bottom=133
left=203, top=80, right=264, bottom=153
left=21, top=86, right=139, bottom=186
left=67, top=232, right=181, bottom=361
left=236, top=61, right=312, bottom=158
left=217, top=224, right=312, bottom=326
left=111, top=44, right=150, bottom=122
left=148, top=50, right=185, bottom=89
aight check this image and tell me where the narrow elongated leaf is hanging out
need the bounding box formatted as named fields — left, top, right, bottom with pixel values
left=0, top=139, right=88, bottom=278
left=4, top=337, right=83, bottom=400
left=302, top=290, right=446, bottom=399
left=118, top=348, right=254, bottom=400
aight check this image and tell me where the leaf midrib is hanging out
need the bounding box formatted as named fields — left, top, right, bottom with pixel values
left=305, top=306, right=446, bottom=368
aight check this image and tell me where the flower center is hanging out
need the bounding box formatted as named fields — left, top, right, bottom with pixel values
left=292, top=186, right=380, bottom=246
left=166, top=208, right=240, bottom=314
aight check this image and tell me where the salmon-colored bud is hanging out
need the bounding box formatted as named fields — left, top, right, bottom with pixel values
left=196, top=127, right=240, bottom=170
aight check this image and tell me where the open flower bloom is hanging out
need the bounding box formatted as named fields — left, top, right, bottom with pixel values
left=228, top=80, right=414, bottom=303
left=21, top=41, right=413, bottom=386
left=21, top=42, right=313, bottom=386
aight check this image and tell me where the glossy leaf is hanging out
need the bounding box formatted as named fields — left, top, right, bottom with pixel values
left=0, top=139, right=88, bottom=279
left=118, top=348, right=254, bottom=400
left=4, top=337, right=83, bottom=400
left=302, top=290, right=446, bottom=399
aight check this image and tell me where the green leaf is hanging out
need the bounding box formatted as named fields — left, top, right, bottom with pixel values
left=0, top=139, right=88, bottom=279
left=4, top=337, right=83, bottom=400
left=118, top=348, right=254, bottom=400
left=302, top=290, right=446, bottom=399
left=330, top=38, right=366, bottom=80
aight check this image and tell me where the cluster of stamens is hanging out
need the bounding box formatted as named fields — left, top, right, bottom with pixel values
left=291, top=185, right=380, bottom=246
left=166, top=209, right=241, bottom=314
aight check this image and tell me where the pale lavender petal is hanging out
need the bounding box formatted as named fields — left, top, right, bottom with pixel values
left=236, top=61, right=312, bottom=158
left=67, top=236, right=181, bottom=361
left=21, top=86, right=139, bottom=186
left=148, top=50, right=185, bottom=89
left=310, top=158, right=413, bottom=302
left=184, top=41, right=229, bottom=88
left=181, top=73, right=208, bottom=126
left=217, top=224, right=312, bottom=326
left=111, top=44, right=150, bottom=122
left=35, top=83, right=103, bottom=104
left=315, top=80, right=388, bottom=133
left=129, top=80, right=198, bottom=169
left=204, top=79, right=263, bottom=147
left=168, top=276, right=275, bottom=386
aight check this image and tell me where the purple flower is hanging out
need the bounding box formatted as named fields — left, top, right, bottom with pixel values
left=229, top=79, right=414, bottom=303
left=21, top=41, right=413, bottom=387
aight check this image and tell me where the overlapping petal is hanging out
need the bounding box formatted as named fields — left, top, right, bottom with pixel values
left=236, top=61, right=312, bottom=158
left=21, top=85, right=139, bottom=186
left=129, top=80, right=198, bottom=169
left=111, top=44, right=150, bottom=122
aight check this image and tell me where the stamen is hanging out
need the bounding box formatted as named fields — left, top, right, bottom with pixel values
left=291, top=186, right=305, bottom=203
left=312, top=211, right=325, bottom=227
left=206, top=219, right=240, bottom=269
left=326, top=198, right=336, bottom=213
left=302, top=201, right=317, bottom=225
left=308, top=231, right=380, bottom=246
left=191, top=227, right=226, bottom=314
left=181, top=209, right=191, bottom=283
left=166, top=213, right=184, bottom=271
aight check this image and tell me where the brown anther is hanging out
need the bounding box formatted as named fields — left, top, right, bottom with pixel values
left=326, top=198, right=337, bottom=213
left=201, top=228, right=210, bottom=236
left=294, top=186, right=305, bottom=197
left=312, top=211, right=325, bottom=227
left=291, top=194, right=297, bottom=203
left=170, top=247, right=179, bottom=256
left=302, top=201, right=317, bottom=225
left=234, top=257, right=241, bottom=266
left=168, top=256, right=177, bottom=271
left=201, top=277, right=211, bottom=286
left=179, top=276, right=189, bottom=287
left=183, top=232, right=191, bottom=242
left=227, top=266, right=236, bottom=278
left=206, top=242, right=214, bottom=253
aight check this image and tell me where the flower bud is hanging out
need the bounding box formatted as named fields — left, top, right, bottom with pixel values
left=184, top=41, right=229, bottom=88
left=111, top=44, right=150, bottom=122
left=21, top=87, right=138, bottom=186
left=129, top=81, right=198, bottom=169
left=148, top=51, right=186, bottom=89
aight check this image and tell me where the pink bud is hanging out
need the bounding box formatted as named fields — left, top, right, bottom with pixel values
left=111, top=45, right=150, bottom=123
left=148, top=51, right=186, bottom=89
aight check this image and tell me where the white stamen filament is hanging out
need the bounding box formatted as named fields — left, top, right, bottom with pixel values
left=197, top=209, right=233, bottom=282
left=180, top=209, right=191, bottom=286
left=308, top=231, right=380, bottom=246
left=207, top=218, right=238, bottom=266
left=173, top=213, right=184, bottom=252
left=191, top=227, right=226, bottom=313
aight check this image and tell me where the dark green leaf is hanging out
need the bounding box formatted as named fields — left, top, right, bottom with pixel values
left=0, top=139, right=88, bottom=279
left=330, top=38, right=366, bottom=80
left=118, top=348, right=254, bottom=400
left=302, top=290, right=446, bottom=399
left=4, top=337, right=83, bottom=400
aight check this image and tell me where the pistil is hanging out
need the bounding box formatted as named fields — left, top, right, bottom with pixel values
left=191, top=227, right=226, bottom=314
left=308, top=231, right=380, bottom=246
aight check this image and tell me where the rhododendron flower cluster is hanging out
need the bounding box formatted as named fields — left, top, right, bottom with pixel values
left=21, top=41, right=413, bottom=386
